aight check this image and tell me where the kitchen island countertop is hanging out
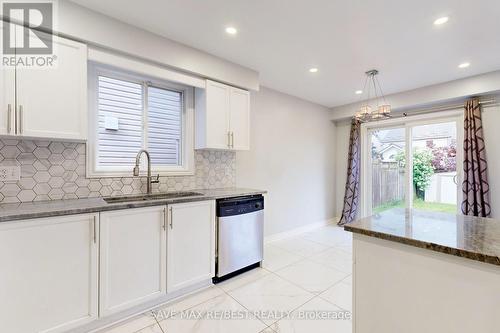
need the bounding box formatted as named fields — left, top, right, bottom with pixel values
left=344, top=208, right=500, bottom=266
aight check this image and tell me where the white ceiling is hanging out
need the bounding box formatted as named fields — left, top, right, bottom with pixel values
left=71, top=0, right=500, bottom=107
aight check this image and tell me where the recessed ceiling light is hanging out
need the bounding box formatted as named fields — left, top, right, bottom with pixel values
left=355, top=90, right=363, bottom=95
left=434, top=16, right=449, bottom=25
left=458, top=62, right=470, bottom=69
left=309, top=67, right=318, bottom=73
left=225, top=27, right=237, bottom=35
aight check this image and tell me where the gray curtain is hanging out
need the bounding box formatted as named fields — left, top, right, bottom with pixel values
left=462, top=98, right=491, bottom=217
left=338, top=118, right=361, bottom=226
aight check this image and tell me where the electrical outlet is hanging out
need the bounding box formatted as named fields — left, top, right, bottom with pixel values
left=0, top=165, right=20, bottom=182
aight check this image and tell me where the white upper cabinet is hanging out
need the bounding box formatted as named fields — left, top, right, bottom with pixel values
left=99, top=206, right=167, bottom=316
left=229, top=87, right=250, bottom=150
left=15, top=32, right=87, bottom=140
left=167, top=200, right=216, bottom=293
left=0, top=214, right=98, bottom=333
left=0, top=24, right=16, bottom=136
left=200, top=80, right=231, bottom=149
left=0, top=66, right=15, bottom=136
left=195, top=80, right=250, bottom=150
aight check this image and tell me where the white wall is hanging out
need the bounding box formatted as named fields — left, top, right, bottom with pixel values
left=330, top=70, right=500, bottom=121
left=57, top=1, right=259, bottom=90
left=236, top=87, right=336, bottom=236
left=482, top=102, right=500, bottom=218
left=334, top=97, right=500, bottom=218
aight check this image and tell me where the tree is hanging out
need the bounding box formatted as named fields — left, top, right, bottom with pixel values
left=395, top=150, right=435, bottom=198
left=428, top=142, right=457, bottom=172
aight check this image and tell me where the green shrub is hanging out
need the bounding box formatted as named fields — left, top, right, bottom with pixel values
left=395, top=150, right=435, bottom=195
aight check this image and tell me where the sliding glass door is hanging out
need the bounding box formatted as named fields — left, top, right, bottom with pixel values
left=362, top=114, right=463, bottom=216
left=411, top=122, right=458, bottom=214
left=368, top=127, right=407, bottom=214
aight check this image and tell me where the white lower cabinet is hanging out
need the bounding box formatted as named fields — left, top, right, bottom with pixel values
left=0, top=213, right=99, bottom=333
left=99, top=206, right=167, bottom=316
left=167, top=200, right=216, bottom=292
left=0, top=200, right=218, bottom=332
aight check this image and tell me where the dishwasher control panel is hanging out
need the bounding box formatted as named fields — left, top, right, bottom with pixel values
left=217, top=195, right=264, bottom=217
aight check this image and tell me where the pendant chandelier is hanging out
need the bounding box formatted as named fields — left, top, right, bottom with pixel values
left=354, top=69, right=391, bottom=122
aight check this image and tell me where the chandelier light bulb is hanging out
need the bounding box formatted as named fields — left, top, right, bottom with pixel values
left=378, top=104, right=391, bottom=115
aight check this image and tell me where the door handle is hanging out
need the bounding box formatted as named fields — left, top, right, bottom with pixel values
left=231, top=132, right=234, bottom=148
left=93, top=216, right=97, bottom=244
left=18, top=105, right=23, bottom=135
left=162, top=207, right=167, bottom=231
left=169, top=207, right=173, bottom=229
left=453, top=175, right=458, bottom=185
left=7, top=104, right=11, bottom=133
left=227, top=131, right=231, bottom=148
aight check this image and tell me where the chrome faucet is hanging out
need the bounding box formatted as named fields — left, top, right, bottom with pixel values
left=133, top=149, right=159, bottom=194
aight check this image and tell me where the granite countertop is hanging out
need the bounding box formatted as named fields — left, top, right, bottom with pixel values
left=0, top=188, right=266, bottom=223
left=344, top=208, right=500, bottom=266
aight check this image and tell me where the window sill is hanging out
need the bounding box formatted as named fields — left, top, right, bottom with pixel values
left=86, top=168, right=195, bottom=179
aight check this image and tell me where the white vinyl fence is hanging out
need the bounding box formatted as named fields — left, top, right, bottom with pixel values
left=424, top=172, right=457, bottom=205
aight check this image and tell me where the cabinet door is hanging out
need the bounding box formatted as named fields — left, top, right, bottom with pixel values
left=100, top=206, right=167, bottom=316
left=15, top=32, right=87, bottom=140
left=229, top=87, right=250, bottom=150
left=0, top=66, right=15, bottom=136
left=0, top=214, right=98, bottom=333
left=205, top=80, right=230, bottom=149
left=0, top=24, right=15, bottom=136
left=167, top=200, right=215, bottom=293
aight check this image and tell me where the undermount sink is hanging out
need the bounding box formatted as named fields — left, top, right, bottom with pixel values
left=104, top=191, right=204, bottom=204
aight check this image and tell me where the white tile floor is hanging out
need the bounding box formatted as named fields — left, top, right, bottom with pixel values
left=99, top=224, right=352, bottom=333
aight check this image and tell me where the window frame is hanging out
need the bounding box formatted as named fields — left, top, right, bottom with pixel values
left=360, top=110, right=464, bottom=217
left=87, top=62, right=195, bottom=178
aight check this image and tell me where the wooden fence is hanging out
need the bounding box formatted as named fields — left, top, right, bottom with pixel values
left=372, top=161, right=405, bottom=207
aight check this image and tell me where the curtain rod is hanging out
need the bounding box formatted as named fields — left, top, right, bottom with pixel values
left=395, top=98, right=498, bottom=119
left=357, top=98, right=498, bottom=123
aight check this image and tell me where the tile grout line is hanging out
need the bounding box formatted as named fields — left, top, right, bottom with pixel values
left=268, top=230, right=352, bottom=257
left=109, top=227, right=352, bottom=332
left=258, top=269, right=322, bottom=324
left=220, top=285, right=270, bottom=329
left=150, top=310, right=166, bottom=333
left=259, top=232, right=354, bottom=328
left=266, top=252, right=351, bottom=287
left=221, top=267, right=317, bottom=329
left=318, top=294, right=352, bottom=313
left=271, top=242, right=335, bottom=260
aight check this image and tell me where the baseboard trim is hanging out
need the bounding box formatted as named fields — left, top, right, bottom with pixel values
left=79, top=280, right=214, bottom=333
left=264, top=217, right=338, bottom=244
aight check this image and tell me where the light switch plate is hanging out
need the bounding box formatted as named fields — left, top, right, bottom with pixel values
left=0, top=165, right=20, bottom=182
left=105, top=116, right=119, bottom=131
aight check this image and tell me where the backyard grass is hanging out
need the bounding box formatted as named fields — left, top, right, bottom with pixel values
left=373, top=198, right=457, bottom=214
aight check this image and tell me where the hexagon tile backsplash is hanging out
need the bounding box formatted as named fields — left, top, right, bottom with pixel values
left=0, top=139, right=236, bottom=203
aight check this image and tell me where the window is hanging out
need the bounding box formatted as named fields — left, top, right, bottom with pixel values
left=361, top=112, right=463, bottom=217
left=88, top=64, right=194, bottom=177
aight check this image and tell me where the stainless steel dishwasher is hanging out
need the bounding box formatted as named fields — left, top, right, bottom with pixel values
left=213, top=195, right=264, bottom=282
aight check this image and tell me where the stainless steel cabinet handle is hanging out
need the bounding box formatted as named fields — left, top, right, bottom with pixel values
left=227, top=131, right=231, bottom=148
left=7, top=104, right=11, bottom=133
left=169, top=207, right=173, bottom=229
left=18, top=105, right=23, bottom=135
left=231, top=132, right=234, bottom=148
left=93, top=216, right=97, bottom=244
left=162, top=207, right=167, bottom=231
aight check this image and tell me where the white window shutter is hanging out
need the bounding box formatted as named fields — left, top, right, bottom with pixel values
left=97, top=76, right=143, bottom=167
left=147, top=86, right=182, bottom=166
